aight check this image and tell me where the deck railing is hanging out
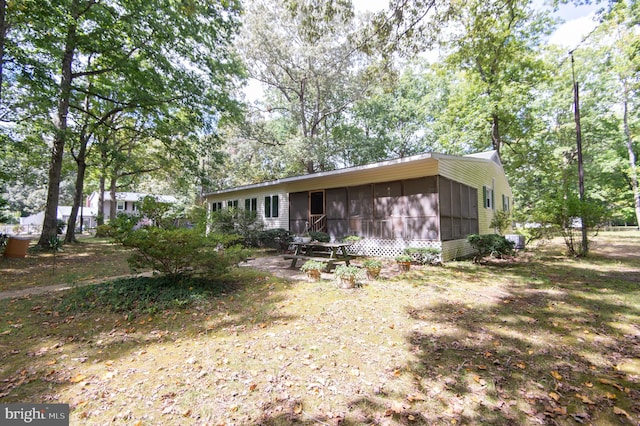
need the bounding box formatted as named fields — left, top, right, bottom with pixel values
left=309, top=214, right=327, bottom=233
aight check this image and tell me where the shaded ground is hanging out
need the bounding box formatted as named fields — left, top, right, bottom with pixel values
left=0, top=233, right=638, bottom=425
left=0, top=237, right=134, bottom=292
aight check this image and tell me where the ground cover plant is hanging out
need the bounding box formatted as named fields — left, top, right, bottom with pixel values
left=0, top=232, right=638, bottom=425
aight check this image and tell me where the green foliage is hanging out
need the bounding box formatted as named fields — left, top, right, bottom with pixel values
left=94, top=224, right=115, bottom=238
left=138, top=196, right=174, bottom=228
left=467, top=234, right=515, bottom=263
left=309, top=231, right=330, bottom=242
left=490, top=210, right=511, bottom=235
left=334, top=265, right=363, bottom=279
left=403, top=247, right=442, bottom=265
left=300, top=260, right=326, bottom=272
left=58, top=276, right=231, bottom=316
left=395, top=254, right=413, bottom=263
left=362, top=258, right=383, bottom=269
left=258, top=228, right=295, bottom=251
left=56, top=219, right=66, bottom=234
left=109, top=213, right=140, bottom=241
left=535, top=193, right=609, bottom=257
left=342, top=235, right=362, bottom=243
left=208, top=208, right=265, bottom=247
left=120, top=228, right=248, bottom=282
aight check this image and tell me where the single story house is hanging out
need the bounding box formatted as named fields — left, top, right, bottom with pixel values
left=19, top=206, right=99, bottom=232
left=203, top=150, right=512, bottom=261
left=86, top=191, right=178, bottom=220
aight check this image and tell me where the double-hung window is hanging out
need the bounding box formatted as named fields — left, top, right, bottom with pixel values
left=483, top=185, right=494, bottom=210
left=264, top=195, right=279, bottom=218
left=245, top=198, right=258, bottom=212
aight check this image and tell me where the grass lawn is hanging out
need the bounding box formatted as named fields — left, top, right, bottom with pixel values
left=0, top=232, right=639, bottom=425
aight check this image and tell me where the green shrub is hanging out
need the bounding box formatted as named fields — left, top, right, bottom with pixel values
left=94, top=224, right=115, bottom=238
left=342, top=235, right=362, bottom=243
left=120, top=227, right=248, bottom=281
left=109, top=213, right=140, bottom=241
left=309, top=231, right=330, bottom=242
left=490, top=210, right=511, bottom=235
left=258, top=228, right=294, bottom=251
left=209, top=208, right=264, bottom=247
left=467, top=234, right=515, bottom=262
left=404, top=247, right=442, bottom=265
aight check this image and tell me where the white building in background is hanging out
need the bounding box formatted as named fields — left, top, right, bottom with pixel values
left=18, top=192, right=178, bottom=233
left=86, top=192, right=178, bottom=220
left=19, top=206, right=99, bottom=232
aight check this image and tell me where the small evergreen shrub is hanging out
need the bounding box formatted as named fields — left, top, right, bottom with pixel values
left=120, top=227, right=248, bottom=281
left=258, top=228, right=294, bottom=251
left=309, top=231, right=330, bottom=242
left=467, top=234, right=515, bottom=262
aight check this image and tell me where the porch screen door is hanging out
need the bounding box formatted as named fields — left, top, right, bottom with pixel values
left=309, top=191, right=326, bottom=232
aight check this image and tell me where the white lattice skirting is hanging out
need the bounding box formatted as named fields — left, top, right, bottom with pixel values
left=346, top=239, right=442, bottom=259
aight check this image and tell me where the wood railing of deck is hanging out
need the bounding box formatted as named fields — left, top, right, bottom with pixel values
left=309, top=214, right=326, bottom=233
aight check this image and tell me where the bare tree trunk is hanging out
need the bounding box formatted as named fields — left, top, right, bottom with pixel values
left=64, top=134, right=89, bottom=243
left=38, top=3, right=78, bottom=248
left=98, top=175, right=105, bottom=225
left=109, top=177, right=117, bottom=222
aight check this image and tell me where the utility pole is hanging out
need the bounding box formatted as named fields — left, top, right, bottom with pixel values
left=570, top=50, right=589, bottom=256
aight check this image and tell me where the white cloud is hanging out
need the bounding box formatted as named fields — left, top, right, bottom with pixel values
left=351, top=0, right=387, bottom=13
left=548, top=13, right=598, bottom=48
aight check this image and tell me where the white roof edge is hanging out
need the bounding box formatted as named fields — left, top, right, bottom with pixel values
left=204, top=150, right=498, bottom=196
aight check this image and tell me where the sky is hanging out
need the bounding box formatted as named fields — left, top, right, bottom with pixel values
left=243, top=0, right=600, bottom=101
left=351, top=0, right=600, bottom=48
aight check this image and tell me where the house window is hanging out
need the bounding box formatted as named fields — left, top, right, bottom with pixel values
left=117, top=201, right=125, bottom=211
left=483, top=186, right=494, bottom=209
left=132, top=202, right=138, bottom=212
left=245, top=198, right=258, bottom=212
left=502, top=194, right=510, bottom=212
left=211, top=202, right=222, bottom=212
left=264, top=195, right=279, bottom=218
left=227, top=200, right=238, bottom=209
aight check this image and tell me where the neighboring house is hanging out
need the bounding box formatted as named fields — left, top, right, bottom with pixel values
left=20, top=206, right=99, bottom=231
left=86, top=192, right=178, bottom=220
left=203, top=150, right=513, bottom=261
left=18, top=192, right=178, bottom=233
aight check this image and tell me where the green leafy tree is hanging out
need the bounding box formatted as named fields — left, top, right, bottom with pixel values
left=4, top=0, right=243, bottom=248
left=237, top=0, right=375, bottom=174
left=439, top=0, right=554, bottom=158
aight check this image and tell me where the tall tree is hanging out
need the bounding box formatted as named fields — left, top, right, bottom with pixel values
left=5, top=0, right=243, bottom=247
left=238, top=0, right=374, bottom=173
left=601, top=0, right=640, bottom=226
left=440, top=0, right=554, bottom=158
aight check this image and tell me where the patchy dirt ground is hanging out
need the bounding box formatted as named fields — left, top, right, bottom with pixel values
left=0, top=233, right=639, bottom=425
